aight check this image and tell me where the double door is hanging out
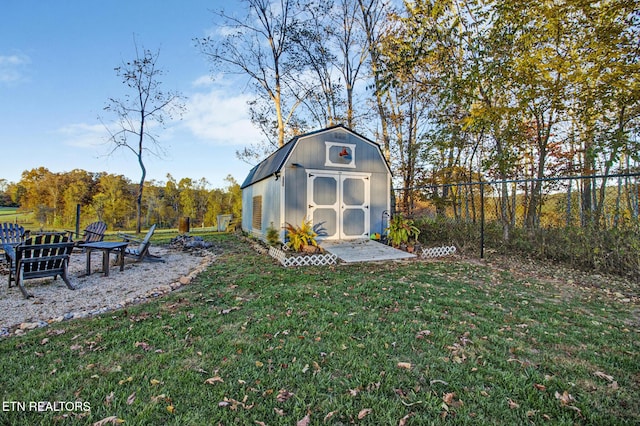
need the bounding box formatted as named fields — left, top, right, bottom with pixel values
left=306, top=171, right=370, bottom=240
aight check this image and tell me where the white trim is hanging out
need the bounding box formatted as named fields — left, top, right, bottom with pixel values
left=279, top=170, right=286, bottom=242
left=324, top=141, right=357, bottom=168
left=306, top=169, right=371, bottom=240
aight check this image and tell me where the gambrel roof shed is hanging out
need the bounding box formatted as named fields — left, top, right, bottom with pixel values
left=241, top=125, right=391, bottom=242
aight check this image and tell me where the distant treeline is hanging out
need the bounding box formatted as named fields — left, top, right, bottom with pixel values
left=0, top=168, right=242, bottom=230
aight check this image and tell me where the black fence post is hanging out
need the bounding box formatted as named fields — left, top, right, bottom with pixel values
left=75, top=204, right=81, bottom=239
left=480, top=182, right=485, bottom=259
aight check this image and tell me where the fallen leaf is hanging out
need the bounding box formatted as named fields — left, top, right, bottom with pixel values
left=274, top=408, right=285, bottom=416
left=104, top=392, right=114, bottom=406
left=397, top=362, right=412, bottom=370
left=135, top=341, right=152, bottom=351
left=255, top=421, right=266, bottom=426
left=508, top=399, right=519, bottom=409
left=151, top=394, right=168, bottom=403
left=204, top=376, right=224, bottom=385
left=150, top=379, right=162, bottom=386
left=358, top=408, right=372, bottom=419
left=443, top=392, right=455, bottom=405
left=533, top=383, right=546, bottom=391
left=276, top=389, right=294, bottom=402
left=167, top=405, right=175, bottom=414
left=297, top=414, right=311, bottom=426
left=555, top=390, right=575, bottom=406
left=399, top=413, right=414, bottom=426
left=442, top=392, right=463, bottom=408
left=92, top=416, right=125, bottom=426
left=255, top=361, right=264, bottom=368
left=127, top=392, right=136, bottom=405
left=324, top=410, right=337, bottom=421
left=118, top=376, right=133, bottom=385
left=594, top=371, right=614, bottom=382
left=415, top=330, right=431, bottom=339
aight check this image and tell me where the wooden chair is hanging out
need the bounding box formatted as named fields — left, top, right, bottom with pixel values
left=118, top=224, right=164, bottom=262
left=0, top=223, right=28, bottom=247
left=5, top=233, right=75, bottom=299
left=74, top=221, right=107, bottom=245
left=1, top=223, right=28, bottom=276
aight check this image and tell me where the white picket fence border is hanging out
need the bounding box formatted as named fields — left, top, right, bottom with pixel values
left=269, top=246, right=338, bottom=267
left=421, top=245, right=457, bottom=258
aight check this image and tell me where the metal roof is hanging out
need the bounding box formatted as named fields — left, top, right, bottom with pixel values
left=240, top=139, right=296, bottom=189
left=240, top=125, right=388, bottom=189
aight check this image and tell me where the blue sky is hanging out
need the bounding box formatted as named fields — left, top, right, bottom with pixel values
left=1, top=0, right=263, bottom=189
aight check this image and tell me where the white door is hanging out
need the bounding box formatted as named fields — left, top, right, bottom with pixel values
left=307, top=171, right=370, bottom=240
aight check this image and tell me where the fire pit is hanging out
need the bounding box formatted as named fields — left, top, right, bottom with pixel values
left=169, top=235, right=217, bottom=254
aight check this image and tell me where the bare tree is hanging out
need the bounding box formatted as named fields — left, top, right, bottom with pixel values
left=101, top=43, right=185, bottom=233
left=357, top=0, right=393, bottom=160
left=333, top=0, right=369, bottom=128
left=196, top=0, right=301, bottom=149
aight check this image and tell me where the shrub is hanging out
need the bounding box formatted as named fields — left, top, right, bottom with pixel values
left=266, top=222, right=281, bottom=246
left=386, top=215, right=420, bottom=247
left=414, top=215, right=640, bottom=281
left=283, top=217, right=318, bottom=252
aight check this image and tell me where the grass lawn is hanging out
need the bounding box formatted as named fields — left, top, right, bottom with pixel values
left=0, top=207, right=33, bottom=227
left=0, top=233, right=638, bottom=425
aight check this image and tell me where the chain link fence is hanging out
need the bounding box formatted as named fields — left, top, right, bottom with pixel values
left=393, top=173, right=640, bottom=280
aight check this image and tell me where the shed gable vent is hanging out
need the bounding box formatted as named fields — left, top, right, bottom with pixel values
left=252, top=196, right=263, bottom=230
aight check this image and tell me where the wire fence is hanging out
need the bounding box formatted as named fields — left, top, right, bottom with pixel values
left=393, top=172, right=640, bottom=280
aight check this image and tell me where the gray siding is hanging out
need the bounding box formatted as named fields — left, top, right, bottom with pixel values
left=242, top=126, right=391, bottom=241
left=283, top=127, right=390, bottom=238
left=241, top=176, right=282, bottom=239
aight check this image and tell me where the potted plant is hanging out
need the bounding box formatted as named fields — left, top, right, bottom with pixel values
left=386, top=215, right=420, bottom=250
left=283, top=217, right=319, bottom=253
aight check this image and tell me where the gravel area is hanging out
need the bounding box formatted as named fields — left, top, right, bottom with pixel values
left=0, top=246, right=216, bottom=337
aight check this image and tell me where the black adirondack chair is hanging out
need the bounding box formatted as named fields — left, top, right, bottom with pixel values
left=5, top=233, right=75, bottom=298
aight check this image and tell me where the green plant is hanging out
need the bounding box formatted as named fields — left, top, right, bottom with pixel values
left=265, top=222, right=281, bottom=246
left=386, top=215, right=420, bottom=247
left=283, top=217, right=318, bottom=252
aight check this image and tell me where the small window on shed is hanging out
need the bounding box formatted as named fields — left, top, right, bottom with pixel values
left=252, top=196, right=263, bottom=230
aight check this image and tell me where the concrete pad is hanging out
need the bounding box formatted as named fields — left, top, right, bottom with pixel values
left=321, top=239, right=416, bottom=263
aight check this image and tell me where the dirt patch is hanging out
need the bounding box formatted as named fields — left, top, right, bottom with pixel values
left=0, top=246, right=217, bottom=337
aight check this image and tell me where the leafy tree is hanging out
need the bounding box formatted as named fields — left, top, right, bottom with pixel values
left=178, top=178, right=197, bottom=220
left=102, top=42, right=186, bottom=233
left=93, top=174, right=135, bottom=229
left=18, top=168, right=57, bottom=225
left=142, top=180, right=165, bottom=227
left=224, top=175, right=243, bottom=220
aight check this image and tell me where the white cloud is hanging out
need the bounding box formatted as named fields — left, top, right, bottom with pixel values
left=57, top=123, right=107, bottom=148
left=182, top=89, right=263, bottom=145
left=191, top=74, right=215, bottom=88
left=0, top=53, right=30, bottom=83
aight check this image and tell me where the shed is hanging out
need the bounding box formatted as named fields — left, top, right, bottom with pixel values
left=241, top=125, right=392, bottom=242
